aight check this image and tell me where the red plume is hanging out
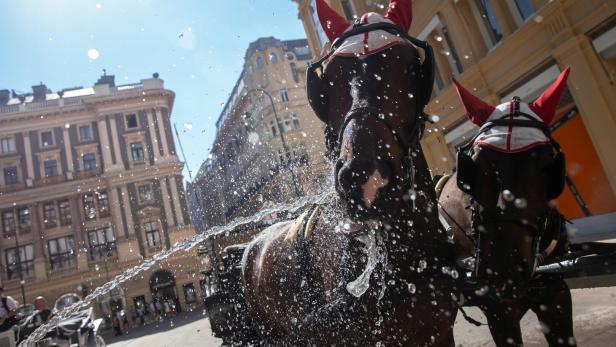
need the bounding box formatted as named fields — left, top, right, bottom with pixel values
left=529, top=67, right=570, bottom=124
left=384, top=0, right=413, bottom=32
left=452, top=78, right=496, bottom=126
left=315, top=0, right=351, bottom=43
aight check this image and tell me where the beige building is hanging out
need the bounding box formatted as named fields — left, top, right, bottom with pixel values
left=189, top=37, right=329, bottom=230
left=0, top=73, right=202, bottom=320
left=295, top=0, right=616, bottom=224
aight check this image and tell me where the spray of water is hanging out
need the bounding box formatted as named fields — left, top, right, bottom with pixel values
left=22, top=189, right=334, bottom=346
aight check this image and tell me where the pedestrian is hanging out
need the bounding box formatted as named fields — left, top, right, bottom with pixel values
left=0, top=286, right=18, bottom=332
left=163, top=300, right=170, bottom=318
left=149, top=301, right=156, bottom=322
left=155, top=300, right=163, bottom=320
left=33, top=296, right=51, bottom=325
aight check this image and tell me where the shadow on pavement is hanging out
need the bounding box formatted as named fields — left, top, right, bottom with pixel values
left=103, top=310, right=209, bottom=344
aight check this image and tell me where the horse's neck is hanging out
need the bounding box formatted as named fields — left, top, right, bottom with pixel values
left=396, top=146, right=443, bottom=250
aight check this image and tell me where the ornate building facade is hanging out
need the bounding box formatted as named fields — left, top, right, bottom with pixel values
left=188, top=37, right=329, bottom=231
left=0, top=74, right=201, bottom=319
left=294, top=0, right=616, bottom=228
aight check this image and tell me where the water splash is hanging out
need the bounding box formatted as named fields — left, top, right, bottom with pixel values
left=22, top=189, right=334, bottom=346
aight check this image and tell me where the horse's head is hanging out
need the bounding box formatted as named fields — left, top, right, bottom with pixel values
left=453, top=68, right=570, bottom=297
left=307, top=0, right=433, bottom=220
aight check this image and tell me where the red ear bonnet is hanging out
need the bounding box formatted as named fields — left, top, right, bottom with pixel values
left=315, top=0, right=351, bottom=43
left=452, top=78, right=496, bottom=126
left=384, top=0, right=413, bottom=32
left=529, top=67, right=570, bottom=124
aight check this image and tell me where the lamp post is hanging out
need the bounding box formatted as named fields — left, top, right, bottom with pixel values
left=245, top=88, right=301, bottom=197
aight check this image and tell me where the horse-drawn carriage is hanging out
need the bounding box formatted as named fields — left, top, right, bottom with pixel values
left=199, top=1, right=616, bottom=345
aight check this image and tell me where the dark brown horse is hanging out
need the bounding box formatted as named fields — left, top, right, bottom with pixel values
left=241, top=1, right=457, bottom=345
left=438, top=70, right=577, bottom=346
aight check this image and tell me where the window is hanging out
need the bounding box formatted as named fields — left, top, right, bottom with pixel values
left=2, top=210, right=16, bottom=234
left=268, top=52, right=278, bottom=64
left=291, top=114, right=300, bottom=129
left=125, top=114, right=138, bottom=129
left=310, top=0, right=327, bottom=48
left=280, top=88, right=289, bottom=102
left=97, top=191, right=110, bottom=217
left=3, top=166, right=18, bottom=185
left=44, top=160, right=58, bottom=177
left=255, top=56, right=265, bottom=69
left=88, top=227, right=117, bottom=261
left=130, top=142, right=145, bottom=162
left=290, top=62, right=300, bottom=83
left=6, top=245, right=34, bottom=279
left=40, top=131, right=54, bottom=147
left=138, top=184, right=154, bottom=203
left=48, top=236, right=76, bottom=270
left=144, top=221, right=161, bottom=247
left=441, top=26, right=463, bottom=74
left=1, top=137, right=15, bottom=153
left=508, top=0, right=534, bottom=22
left=270, top=120, right=277, bottom=136
left=58, top=200, right=72, bottom=226
left=83, top=153, right=97, bottom=171
left=340, top=0, right=356, bottom=20
left=18, top=208, right=30, bottom=231
left=475, top=0, right=503, bottom=45
left=78, top=125, right=93, bottom=141
left=43, top=203, right=57, bottom=228
left=83, top=194, right=96, bottom=220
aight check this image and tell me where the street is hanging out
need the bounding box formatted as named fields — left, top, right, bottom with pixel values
left=107, top=286, right=616, bottom=347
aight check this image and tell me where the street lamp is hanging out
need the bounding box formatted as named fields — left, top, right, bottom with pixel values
left=245, top=88, right=301, bottom=197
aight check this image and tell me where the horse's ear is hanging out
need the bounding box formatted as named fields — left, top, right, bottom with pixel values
left=529, top=67, right=570, bottom=124
left=315, top=0, right=351, bottom=43
left=452, top=78, right=495, bottom=126
left=384, top=0, right=413, bottom=32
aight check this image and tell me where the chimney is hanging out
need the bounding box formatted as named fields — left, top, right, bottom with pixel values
left=0, top=90, right=9, bottom=105
left=32, top=82, right=48, bottom=102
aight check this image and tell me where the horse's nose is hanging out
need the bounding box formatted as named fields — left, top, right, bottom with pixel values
left=337, top=160, right=392, bottom=205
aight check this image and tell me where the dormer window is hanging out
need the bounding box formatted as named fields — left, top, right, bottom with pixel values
left=269, top=52, right=279, bottom=64
left=255, top=56, right=265, bottom=69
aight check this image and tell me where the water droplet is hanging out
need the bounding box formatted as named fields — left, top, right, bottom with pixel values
left=514, top=198, right=527, bottom=209
left=407, top=93, right=414, bottom=99
left=430, top=115, right=440, bottom=123
left=408, top=283, right=416, bottom=294
left=64, top=123, right=70, bottom=129
left=435, top=35, right=443, bottom=42
left=502, top=190, right=515, bottom=202
left=87, top=49, right=100, bottom=60
left=534, top=15, right=544, bottom=23
left=183, top=122, right=193, bottom=130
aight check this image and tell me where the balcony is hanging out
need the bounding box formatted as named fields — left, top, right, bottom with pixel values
left=74, top=167, right=103, bottom=180
left=34, top=175, right=64, bottom=187
left=0, top=182, right=26, bottom=194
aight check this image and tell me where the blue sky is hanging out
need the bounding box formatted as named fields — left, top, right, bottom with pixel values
left=0, top=0, right=307, bottom=182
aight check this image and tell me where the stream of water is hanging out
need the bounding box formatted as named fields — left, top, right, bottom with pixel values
left=21, top=189, right=334, bottom=346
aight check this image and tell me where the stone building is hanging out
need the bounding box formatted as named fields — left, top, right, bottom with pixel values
left=0, top=74, right=201, bottom=320
left=189, top=37, right=329, bottom=231
left=294, top=0, right=616, bottom=229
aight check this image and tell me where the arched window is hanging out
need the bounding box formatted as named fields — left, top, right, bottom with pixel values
left=255, top=56, right=265, bottom=69
left=269, top=52, right=278, bottom=64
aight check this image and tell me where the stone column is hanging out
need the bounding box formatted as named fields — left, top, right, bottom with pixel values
left=30, top=203, right=47, bottom=280
left=168, top=176, right=184, bottom=226
left=146, top=110, right=161, bottom=161
left=159, top=178, right=176, bottom=228
left=70, top=195, right=89, bottom=272
left=120, top=185, right=135, bottom=236
left=108, top=116, right=124, bottom=169
left=155, top=108, right=171, bottom=158
left=109, top=187, right=125, bottom=240
left=97, top=117, right=114, bottom=171
left=553, top=35, right=616, bottom=193
left=63, top=126, right=74, bottom=180
left=22, top=131, right=34, bottom=187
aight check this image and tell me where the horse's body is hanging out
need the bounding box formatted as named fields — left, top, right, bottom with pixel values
left=439, top=173, right=575, bottom=346
left=437, top=72, right=577, bottom=346
left=241, top=1, right=457, bottom=345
